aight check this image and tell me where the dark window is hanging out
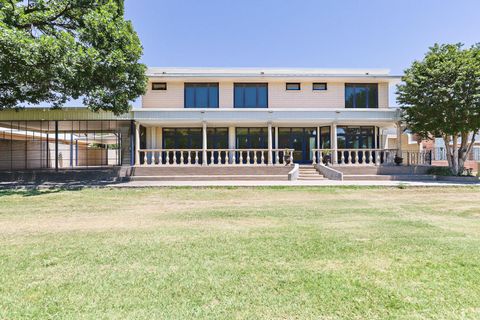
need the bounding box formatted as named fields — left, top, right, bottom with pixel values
left=234, top=83, right=268, bottom=108
left=336, top=126, right=375, bottom=149
left=152, top=82, right=167, bottom=90
left=313, top=83, right=327, bottom=91
left=162, top=128, right=202, bottom=149
left=286, top=83, right=301, bottom=90
left=236, top=128, right=269, bottom=149
left=184, top=83, right=219, bottom=108
left=345, top=84, right=378, bottom=108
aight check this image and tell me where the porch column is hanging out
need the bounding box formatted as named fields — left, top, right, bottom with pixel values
left=202, top=121, right=207, bottom=166
left=267, top=122, right=273, bottom=165
left=151, top=127, right=156, bottom=148
left=134, top=122, right=140, bottom=165
left=228, top=126, right=235, bottom=164
left=331, top=123, right=338, bottom=164
left=396, top=122, right=403, bottom=157
left=374, top=126, right=378, bottom=149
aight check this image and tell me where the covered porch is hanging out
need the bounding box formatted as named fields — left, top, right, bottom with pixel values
left=134, top=112, right=414, bottom=167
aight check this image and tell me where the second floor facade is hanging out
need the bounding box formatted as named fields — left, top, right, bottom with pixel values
left=141, top=68, right=400, bottom=110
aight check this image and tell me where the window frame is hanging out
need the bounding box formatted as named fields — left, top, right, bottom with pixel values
left=345, top=83, right=378, bottom=109
left=286, top=83, right=301, bottom=91
left=312, top=83, right=327, bottom=91
left=184, top=83, right=219, bottom=109
left=234, top=83, right=269, bottom=108
left=152, top=82, right=167, bottom=91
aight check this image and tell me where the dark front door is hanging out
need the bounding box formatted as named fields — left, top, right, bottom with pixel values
left=278, top=128, right=316, bottom=163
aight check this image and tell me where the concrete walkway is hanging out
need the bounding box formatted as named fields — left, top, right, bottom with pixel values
left=111, top=179, right=480, bottom=188
left=2, top=179, right=479, bottom=189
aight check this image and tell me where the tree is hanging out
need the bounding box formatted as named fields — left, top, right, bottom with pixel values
left=0, top=0, right=147, bottom=115
left=397, top=43, right=480, bottom=175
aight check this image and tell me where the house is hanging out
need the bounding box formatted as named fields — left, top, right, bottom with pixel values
left=1, top=67, right=426, bottom=180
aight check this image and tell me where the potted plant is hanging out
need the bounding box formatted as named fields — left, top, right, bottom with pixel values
left=394, top=155, right=403, bottom=166
left=283, top=149, right=292, bottom=165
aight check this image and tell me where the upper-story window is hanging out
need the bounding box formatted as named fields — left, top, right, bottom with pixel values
left=234, top=83, right=268, bottom=108
left=345, top=84, right=378, bottom=108
left=286, top=83, right=301, bottom=90
left=313, top=83, right=327, bottom=91
left=184, top=83, right=219, bottom=108
left=152, top=82, right=167, bottom=90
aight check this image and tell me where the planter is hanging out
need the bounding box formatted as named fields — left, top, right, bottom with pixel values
left=394, top=156, right=403, bottom=166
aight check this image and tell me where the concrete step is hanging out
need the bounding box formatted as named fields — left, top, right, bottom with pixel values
left=130, top=175, right=288, bottom=181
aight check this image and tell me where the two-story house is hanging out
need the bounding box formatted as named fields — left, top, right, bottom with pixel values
left=0, top=67, right=408, bottom=177
left=134, top=67, right=401, bottom=166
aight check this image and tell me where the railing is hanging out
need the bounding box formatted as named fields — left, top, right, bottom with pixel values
left=402, top=150, right=432, bottom=165
left=312, top=149, right=398, bottom=166
left=137, top=148, right=294, bottom=166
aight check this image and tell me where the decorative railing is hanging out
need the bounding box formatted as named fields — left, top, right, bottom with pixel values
left=138, top=148, right=294, bottom=166
left=312, top=148, right=398, bottom=166
left=401, top=150, right=432, bottom=165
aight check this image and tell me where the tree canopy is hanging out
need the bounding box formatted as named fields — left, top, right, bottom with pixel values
left=0, top=0, right=147, bottom=115
left=397, top=43, right=480, bottom=174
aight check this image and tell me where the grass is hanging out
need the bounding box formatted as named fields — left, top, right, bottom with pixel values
left=1, top=186, right=480, bottom=319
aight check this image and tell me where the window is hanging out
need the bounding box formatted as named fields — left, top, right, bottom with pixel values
left=152, top=82, right=167, bottom=90
left=184, top=83, right=219, bottom=108
left=313, top=83, right=327, bottom=91
left=345, top=84, right=378, bottom=108
left=234, top=83, right=268, bottom=108
left=286, top=83, right=301, bottom=90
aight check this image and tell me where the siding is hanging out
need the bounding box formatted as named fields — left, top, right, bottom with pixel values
left=142, top=80, right=390, bottom=109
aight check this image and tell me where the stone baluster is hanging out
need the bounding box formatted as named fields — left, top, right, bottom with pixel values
left=232, top=151, right=236, bottom=164
left=179, top=151, right=184, bottom=165
left=143, top=151, right=147, bottom=166
left=275, top=151, right=279, bottom=164
left=239, top=151, right=243, bottom=164
left=159, top=150, right=163, bottom=165
left=194, top=151, right=199, bottom=165
left=165, top=151, right=170, bottom=165
left=187, top=151, right=191, bottom=165
left=172, top=151, right=177, bottom=165
left=254, top=151, right=258, bottom=165
left=319, top=150, right=323, bottom=165
left=341, top=151, right=345, bottom=165
left=210, top=151, right=214, bottom=165
left=368, top=150, right=373, bottom=165
left=261, top=151, right=265, bottom=165
left=246, top=151, right=251, bottom=164
left=289, top=151, right=293, bottom=164
left=312, top=150, right=317, bottom=165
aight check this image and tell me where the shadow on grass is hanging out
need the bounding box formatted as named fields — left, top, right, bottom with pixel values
left=0, top=188, right=77, bottom=197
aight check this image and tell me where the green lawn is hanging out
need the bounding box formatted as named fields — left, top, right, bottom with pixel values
left=1, top=187, right=480, bottom=319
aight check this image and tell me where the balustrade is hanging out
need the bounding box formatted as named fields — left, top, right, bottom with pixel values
left=137, top=149, right=294, bottom=166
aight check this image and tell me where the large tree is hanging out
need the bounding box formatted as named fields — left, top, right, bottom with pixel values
left=0, top=0, right=147, bottom=114
left=397, top=43, right=480, bottom=175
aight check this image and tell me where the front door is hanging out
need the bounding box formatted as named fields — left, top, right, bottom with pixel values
left=278, top=128, right=317, bottom=164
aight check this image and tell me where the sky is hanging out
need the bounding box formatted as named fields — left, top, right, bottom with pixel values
left=125, top=0, right=480, bottom=75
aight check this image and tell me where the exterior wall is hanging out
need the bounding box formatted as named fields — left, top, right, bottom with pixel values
left=142, top=80, right=390, bottom=109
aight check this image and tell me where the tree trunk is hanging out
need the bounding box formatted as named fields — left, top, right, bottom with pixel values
left=451, top=134, right=459, bottom=175
left=443, top=135, right=453, bottom=172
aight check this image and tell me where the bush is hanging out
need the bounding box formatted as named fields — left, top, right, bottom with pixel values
left=427, top=166, right=454, bottom=176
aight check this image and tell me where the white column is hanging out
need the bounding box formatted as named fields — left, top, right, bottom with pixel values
left=135, top=122, right=140, bottom=165
left=151, top=127, right=156, bottom=149
left=396, top=122, right=402, bottom=156
left=228, top=126, right=235, bottom=164
left=267, top=122, right=273, bottom=165
left=228, top=126, right=235, bottom=149
left=156, top=127, right=163, bottom=149
left=331, top=123, right=337, bottom=164
left=202, top=121, right=207, bottom=166
left=275, top=126, right=279, bottom=149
